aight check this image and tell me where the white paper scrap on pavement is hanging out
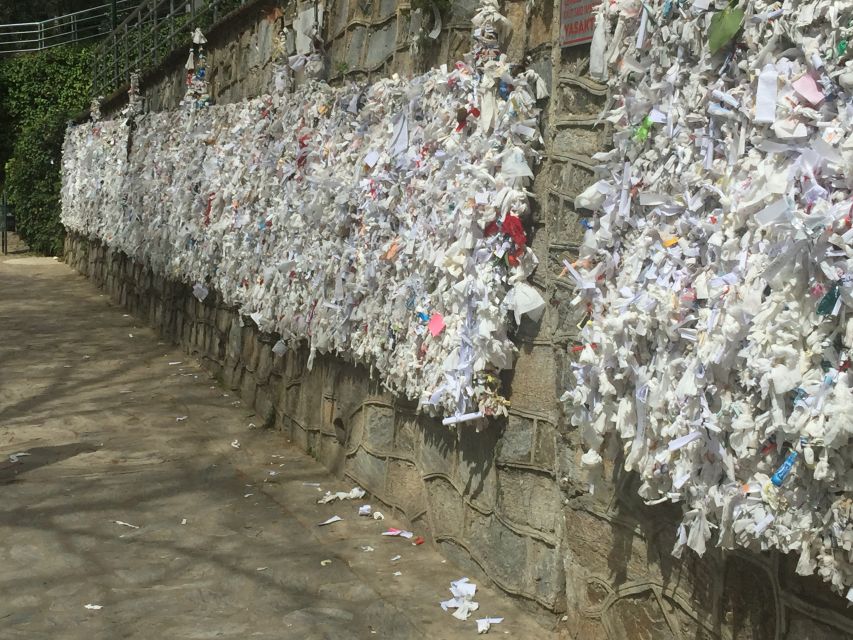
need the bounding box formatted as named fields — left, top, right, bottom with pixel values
left=477, top=617, right=504, bottom=633
left=317, top=487, right=366, bottom=504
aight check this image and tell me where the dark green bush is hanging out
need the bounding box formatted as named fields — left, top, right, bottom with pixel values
left=0, top=44, right=93, bottom=254
left=4, top=113, right=68, bottom=254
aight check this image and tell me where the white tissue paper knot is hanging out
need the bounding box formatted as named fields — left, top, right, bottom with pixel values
left=61, top=2, right=545, bottom=424
left=563, top=0, right=853, bottom=596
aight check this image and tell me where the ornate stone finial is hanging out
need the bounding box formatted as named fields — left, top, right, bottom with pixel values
left=89, top=96, right=103, bottom=123
left=125, top=71, right=144, bottom=118
left=182, top=30, right=211, bottom=110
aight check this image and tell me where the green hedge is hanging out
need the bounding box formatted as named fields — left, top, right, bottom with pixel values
left=0, top=45, right=93, bottom=254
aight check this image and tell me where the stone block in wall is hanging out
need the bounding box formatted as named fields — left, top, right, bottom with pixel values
left=278, top=380, right=300, bottom=418
left=467, top=508, right=528, bottom=590
left=378, top=0, right=396, bottom=20
left=555, top=159, right=597, bottom=200
left=292, top=420, right=308, bottom=451
left=362, top=403, right=396, bottom=453
left=526, top=536, right=565, bottom=610
left=306, top=429, right=320, bottom=457
left=365, top=24, right=397, bottom=69
left=346, top=27, right=368, bottom=69
left=456, top=424, right=498, bottom=511
left=504, top=1, right=527, bottom=63
left=223, top=360, right=242, bottom=390
left=497, top=467, right=561, bottom=536
left=720, top=556, right=776, bottom=640
left=255, top=341, right=273, bottom=383
left=177, top=309, right=189, bottom=344
left=346, top=404, right=365, bottom=451
left=194, top=322, right=207, bottom=353
left=249, top=333, right=265, bottom=374
left=254, top=383, right=275, bottom=426
left=240, top=370, right=258, bottom=408
left=316, top=431, right=345, bottom=470
left=393, top=414, right=417, bottom=457
left=424, top=475, right=464, bottom=540
left=297, top=368, right=324, bottom=429
left=437, top=539, right=492, bottom=587
left=256, top=19, right=274, bottom=68
left=345, top=447, right=386, bottom=496
left=554, top=78, right=607, bottom=120
left=534, top=420, right=557, bottom=470
left=526, top=0, right=553, bottom=50
left=450, top=0, right=480, bottom=22
left=505, top=345, right=558, bottom=416
left=785, top=612, right=851, bottom=640
left=417, top=419, right=456, bottom=478
left=330, top=0, right=349, bottom=35
left=498, top=413, right=535, bottom=464
left=240, top=324, right=255, bottom=369
left=552, top=126, right=609, bottom=159
left=603, top=589, right=678, bottom=640
left=385, top=459, right=426, bottom=517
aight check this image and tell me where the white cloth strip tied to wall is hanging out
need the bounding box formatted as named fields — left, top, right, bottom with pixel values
left=60, top=3, right=547, bottom=422
left=566, top=0, right=853, bottom=595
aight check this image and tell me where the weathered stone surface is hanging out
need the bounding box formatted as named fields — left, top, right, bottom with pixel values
left=365, top=24, right=396, bottom=69
left=345, top=447, right=386, bottom=496
left=721, top=558, right=776, bottom=640
left=457, top=423, right=498, bottom=511
left=505, top=345, right=558, bottom=414
left=527, top=537, right=565, bottom=608
left=497, top=467, right=560, bottom=536
left=498, top=413, right=535, bottom=463
left=534, top=421, right=557, bottom=470
left=553, top=126, right=610, bottom=158
left=417, top=420, right=456, bottom=479
left=385, top=459, right=426, bottom=517
left=467, top=508, right=528, bottom=590
left=604, top=590, right=676, bottom=640
left=362, top=404, right=395, bottom=452
left=424, top=476, right=464, bottom=540
left=394, top=415, right=417, bottom=456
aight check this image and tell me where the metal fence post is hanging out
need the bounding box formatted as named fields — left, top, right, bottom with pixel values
left=114, top=31, right=120, bottom=89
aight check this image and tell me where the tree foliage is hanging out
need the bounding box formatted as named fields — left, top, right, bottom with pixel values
left=0, top=1, right=106, bottom=25
left=0, top=44, right=93, bottom=253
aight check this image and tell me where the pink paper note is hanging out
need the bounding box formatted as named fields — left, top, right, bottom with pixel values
left=792, top=74, right=824, bottom=106
left=428, top=314, right=446, bottom=337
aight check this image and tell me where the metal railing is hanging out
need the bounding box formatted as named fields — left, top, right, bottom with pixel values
left=92, top=0, right=248, bottom=98
left=0, top=0, right=139, bottom=55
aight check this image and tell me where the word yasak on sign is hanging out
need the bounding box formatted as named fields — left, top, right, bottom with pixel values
left=561, top=0, right=597, bottom=47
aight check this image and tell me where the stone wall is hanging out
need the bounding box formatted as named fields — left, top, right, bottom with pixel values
left=72, top=0, right=853, bottom=637
left=124, top=0, right=510, bottom=115
left=64, top=232, right=565, bottom=615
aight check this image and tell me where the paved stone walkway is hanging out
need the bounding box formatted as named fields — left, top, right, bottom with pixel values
left=0, top=253, right=555, bottom=639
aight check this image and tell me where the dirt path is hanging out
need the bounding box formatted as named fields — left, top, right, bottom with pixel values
left=0, top=254, right=554, bottom=639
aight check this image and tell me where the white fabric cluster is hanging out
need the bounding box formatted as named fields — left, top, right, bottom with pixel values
left=566, top=0, right=853, bottom=596
left=61, top=44, right=547, bottom=420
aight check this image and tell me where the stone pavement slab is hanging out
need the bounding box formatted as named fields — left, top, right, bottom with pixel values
left=0, top=255, right=555, bottom=639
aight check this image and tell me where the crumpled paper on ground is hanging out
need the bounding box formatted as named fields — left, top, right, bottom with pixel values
left=565, top=0, right=853, bottom=596
left=61, top=2, right=545, bottom=422
left=317, top=487, right=365, bottom=504
left=440, top=577, right=479, bottom=620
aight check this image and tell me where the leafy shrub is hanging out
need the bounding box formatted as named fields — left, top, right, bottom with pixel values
left=0, top=44, right=93, bottom=254
left=4, top=112, right=67, bottom=254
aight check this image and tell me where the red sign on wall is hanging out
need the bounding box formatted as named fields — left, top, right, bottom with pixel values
left=561, top=0, right=598, bottom=47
